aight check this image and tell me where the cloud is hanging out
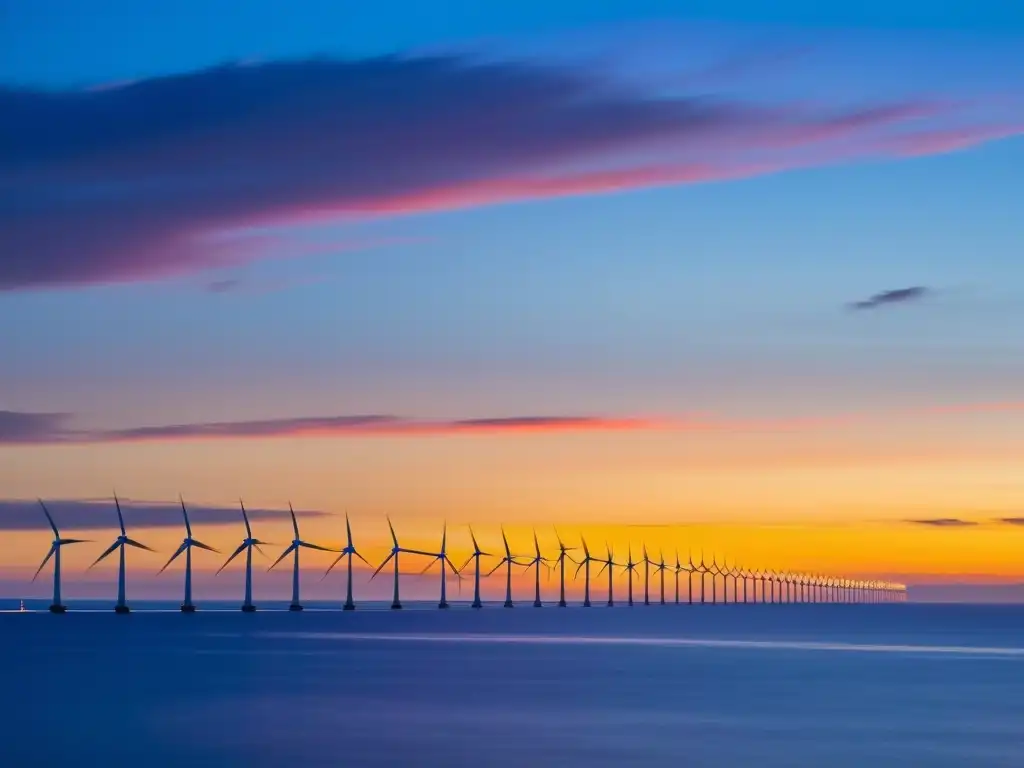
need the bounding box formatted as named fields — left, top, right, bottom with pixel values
left=0, top=498, right=328, bottom=531
left=849, top=286, right=929, bottom=311
left=906, top=518, right=977, bottom=527
left=3, top=53, right=1020, bottom=291
left=0, top=411, right=71, bottom=443
left=996, top=517, right=1024, bottom=526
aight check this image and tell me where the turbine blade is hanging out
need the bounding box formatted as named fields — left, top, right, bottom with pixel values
left=446, top=558, right=461, bottom=577
left=441, top=521, right=447, bottom=555
left=90, top=540, right=121, bottom=569
left=469, top=525, right=480, bottom=553
left=158, top=542, right=188, bottom=574
left=387, top=516, right=398, bottom=547
left=458, top=556, right=474, bottom=572
left=114, top=493, right=126, bottom=536
left=33, top=545, right=56, bottom=581
left=322, top=552, right=346, bottom=578
left=38, top=500, right=59, bottom=537
left=240, top=500, right=252, bottom=538
left=502, top=527, right=511, bottom=558
left=124, top=538, right=154, bottom=552
left=597, top=561, right=609, bottom=577
left=354, top=550, right=371, bottom=567
left=298, top=541, right=336, bottom=553
left=180, top=496, right=192, bottom=538
left=574, top=560, right=585, bottom=579
left=401, top=548, right=437, bottom=558
left=534, top=529, right=541, bottom=558
left=371, top=552, right=395, bottom=580
left=485, top=559, right=506, bottom=577
left=345, top=512, right=353, bottom=549
left=190, top=539, right=220, bottom=554
left=268, top=544, right=295, bottom=572
left=59, top=538, right=90, bottom=545
left=217, top=542, right=247, bottom=574
left=418, top=559, right=437, bottom=576
left=253, top=544, right=268, bottom=559
left=289, top=502, right=300, bottom=540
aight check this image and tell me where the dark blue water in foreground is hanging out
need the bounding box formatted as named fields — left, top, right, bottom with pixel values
left=3, top=603, right=1024, bottom=767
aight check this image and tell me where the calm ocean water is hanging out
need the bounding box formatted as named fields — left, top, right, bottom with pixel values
left=2, top=602, right=1023, bottom=767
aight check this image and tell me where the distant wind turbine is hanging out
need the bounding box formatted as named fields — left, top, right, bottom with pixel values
left=486, top=527, right=525, bottom=608
left=459, top=526, right=492, bottom=609
left=268, top=503, right=335, bottom=611
left=370, top=517, right=433, bottom=610
left=597, top=543, right=616, bottom=607
left=217, top=501, right=269, bottom=612
left=419, top=522, right=461, bottom=609
left=158, top=497, right=219, bottom=612
left=642, top=545, right=652, bottom=606
left=622, top=544, right=638, bottom=607
left=89, top=495, right=154, bottom=614
left=552, top=530, right=576, bottom=608
left=672, top=551, right=683, bottom=605
left=573, top=536, right=598, bottom=608
left=322, top=513, right=370, bottom=610
left=522, top=530, right=549, bottom=607
left=33, top=500, right=88, bottom=613
left=653, top=550, right=668, bottom=605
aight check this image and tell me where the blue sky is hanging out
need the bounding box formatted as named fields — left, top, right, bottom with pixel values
left=3, top=1, right=1024, bottom=593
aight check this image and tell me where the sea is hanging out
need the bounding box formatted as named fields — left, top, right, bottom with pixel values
left=2, top=601, right=1023, bottom=767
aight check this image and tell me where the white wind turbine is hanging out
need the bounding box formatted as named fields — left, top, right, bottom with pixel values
left=268, top=503, right=336, bottom=611
left=89, top=495, right=154, bottom=614
left=158, top=497, right=219, bottom=612
left=370, top=517, right=434, bottom=610
left=33, top=500, right=89, bottom=613
left=217, top=501, right=270, bottom=612
left=322, top=513, right=370, bottom=610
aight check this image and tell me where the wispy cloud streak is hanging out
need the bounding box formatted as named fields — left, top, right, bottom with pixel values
left=849, top=286, right=929, bottom=311
left=2, top=50, right=1021, bottom=291
left=906, top=518, right=977, bottom=527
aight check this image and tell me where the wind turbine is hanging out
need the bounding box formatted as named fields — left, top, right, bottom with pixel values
left=709, top=555, right=721, bottom=604
left=419, top=522, right=461, bottom=608
left=217, top=501, right=269, bottom=612
left=158, top=497, right=219, bottom=612
left=652, top=550, right=668, bottom=605
left=268, top=503, right=335, bottom=611
left=371, top=517, right=433, bottom=610
left=522, top=530, right=549, bottom=607
left=459, top=526, right=492, bottom=609
left=574, top=536, right=598, bottom=607
left=323, top=513, right=370, bottom=610
left=486, top=527, right=525, bottom=608
left=697, top=551, right=710, bottom=604
left=622, top=544, right=638, bottom=606
left=33, top=500, right=88, bottom=613
left=90, top=495, right=154, bottom=614
left=597, top=542, right=616, bottom=607
left=642, top=545, right=652, bottom=606
left=686, top=551, right=698, bottom=605
left=552, top=530, right=576, bottom=608
left=672, top=551, right=683, bottom=605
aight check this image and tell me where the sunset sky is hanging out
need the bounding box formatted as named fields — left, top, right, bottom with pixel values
left=3, top=1, right=1024, bottom=602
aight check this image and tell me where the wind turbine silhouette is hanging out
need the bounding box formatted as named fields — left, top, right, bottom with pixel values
left=574, top=536, right=598, bottom=607
left=642, top=545, right=652, bottom=606
left=420, top=522, right=461, bottom=609
left=217, top=501, right=269, bottom=612
left=552, top=530, right=575, bottom=608
left=268, top=503, right=335, bottom=611
left=597, top=543, right=616, bottom=607
left=158, top=497, right=219, bottom=612
left=672, top=551, right=683, bottom=605
left=459, top=526, right=491, bottom=609
left=90, top=495, right=154, bottom=614
left=622, top=544, right=638, bottom=606
left=34, top=500, right=88, bottom=613
left=686, top=551, right=698, bottom=604
left=487, top=527, right=525, bottom=608
left=709, top=555, right=722, bottom=604
left=697, top=551, right=710, bottom=604
left=371, top=517, right=433, bottom=610
left=652, top=550, right=668, bottom=605
left=323, top=513, right=370, bottom=610
left=522, top=530, right=549, bottom=607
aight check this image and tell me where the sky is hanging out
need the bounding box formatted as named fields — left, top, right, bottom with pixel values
left=2, top=0, right=1024, bottom=602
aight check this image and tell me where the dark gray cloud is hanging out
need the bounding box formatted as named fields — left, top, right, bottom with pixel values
left=906, top=517, right=977, bottom=527
left=0, top=499, right=329, bottom=532
left=1, top=54, right=962, bottom=292
left=0, top=411, right=657, bottom=444
left=996, top=517, right=1024, bottom=526
left=849, top=286, right=929, bottom=311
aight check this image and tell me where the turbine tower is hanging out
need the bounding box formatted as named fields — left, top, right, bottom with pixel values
left=323, top=513, right=370, bottom=610
left=656, top=550, right=668, bottom=605
left=458, top=526, right=491, bottom=609
left=217, top=501, right=269, bottom=612
left=686, top=551, right=698, bottom=604
left=90, top=495, right=154, bottom=614
left=552, top=531, right=575, bottom=608
left=487, top=527, right=525, bottom=608
left=573, top=536, right=598, bottom=608
left=370, top=517, right=432, bottom=610
left=419, top=522, right=461, bottom=609
left=33, top=500, right=88, bottom=613
left=673, top=551, right=683, bottom=605
left=597, top=543, right=616, bottom=607
left=522, top=530, right=548, bottom=607
left=158, top=497, right=219, bottom=612
left=268, top=503, right=335, bottom=611
left=622, top=544, right=638, bottom=606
